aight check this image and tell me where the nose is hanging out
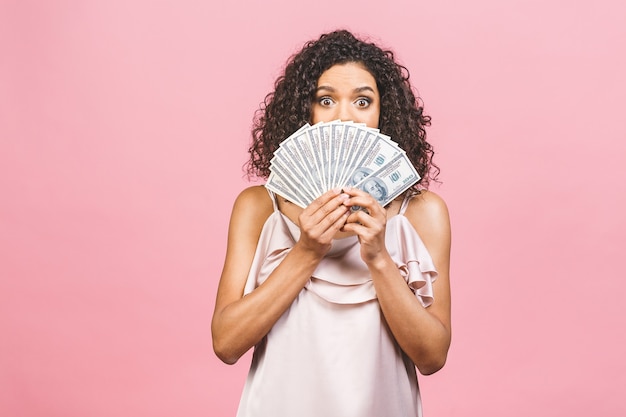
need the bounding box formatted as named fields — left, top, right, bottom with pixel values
left=336, top=102, right=353, bottom=122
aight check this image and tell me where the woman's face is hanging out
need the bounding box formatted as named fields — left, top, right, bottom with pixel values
left=311, top=62, right=380, bottom=128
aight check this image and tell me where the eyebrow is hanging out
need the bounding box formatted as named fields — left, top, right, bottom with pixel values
left=315, top=85, right=377, bottom=94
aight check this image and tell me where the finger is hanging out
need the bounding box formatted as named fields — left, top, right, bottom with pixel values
left=344, top=209, right=383, bottom=231
left=341, top=219, right=369, bottom=236
left=305, top=188, right=344, bottom=214
left=305, top=190, right=350, bottom=223
left=341, top=216, right=384, bottom=244
left=345, top=196, right=385, bottom=220
left=313, top=201, right=351, bottom=234
left=340, top=186, right=380, bottom=206
left=300, top=194, right=350, bottom=235
left=319, top=209, right=351, bottom=239
left=338, top=186, right=368, bottom=199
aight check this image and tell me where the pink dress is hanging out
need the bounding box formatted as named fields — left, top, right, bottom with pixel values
left=237, top=192, right=437, bottom=417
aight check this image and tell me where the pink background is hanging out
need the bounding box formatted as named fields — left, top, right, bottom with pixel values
left=1, top=0, right=625, bottom=416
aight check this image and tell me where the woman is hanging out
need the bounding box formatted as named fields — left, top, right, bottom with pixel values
left=212, top=30, right=451, bottom=417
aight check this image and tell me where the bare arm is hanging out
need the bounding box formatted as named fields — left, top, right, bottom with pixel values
left=341, top=189, right=452, bottom=375
left=211, top=186, right=351, bottom=364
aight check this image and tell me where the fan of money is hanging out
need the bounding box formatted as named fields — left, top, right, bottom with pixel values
left=266, top=121, right=420, bottom=208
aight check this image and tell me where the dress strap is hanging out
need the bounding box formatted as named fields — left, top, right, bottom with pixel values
left=266, top=188, right=279, bottom=212
left=399, top=193, right=413, bottom=215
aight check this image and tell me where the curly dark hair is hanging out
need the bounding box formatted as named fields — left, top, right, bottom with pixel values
left=246, top=29, right=439, bottom=190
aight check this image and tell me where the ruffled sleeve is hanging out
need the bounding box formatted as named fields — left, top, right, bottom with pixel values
left=243, top=211, right=437, bottom=308
left=305, top=215, right=437, bottom=307
left=385, top=216, right=438, bottom=307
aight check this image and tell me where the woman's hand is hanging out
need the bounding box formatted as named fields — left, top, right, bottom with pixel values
left=295, top=189, right=351, bottom=258
left=340, top=187, right=388, bottom=264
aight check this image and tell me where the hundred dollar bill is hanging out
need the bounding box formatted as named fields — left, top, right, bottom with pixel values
left=289, top=129, right=325, bottom=196
left=267, top=121, right=419, bottom=208
left=328, top=122, right=350, bottom=188
left=265, top=172, right=308, bottom=208
left=273, top=123, right=309, bottom=164
left=334, top=123, right=365, bottom=188
left=271, top=132, right=322, bottom=203
left=273, top=124, right=309, bottom=161
left=306, top=123, right=328, bottom=191
left=277, top=130, right=323, bottom=197
left=269, top=157, right=317, bottom=205
left=317, top=121, right=333, bottom=189
left=337, top=125, right=378, bottom=187
left=342, top=132, right=403, bottom=188
left=354, top=152, right=421, bottom=207
left=329, top=121, right=366, bottom=187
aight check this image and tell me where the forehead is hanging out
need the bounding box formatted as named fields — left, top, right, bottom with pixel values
left=316, top=62, right=377, bottom=87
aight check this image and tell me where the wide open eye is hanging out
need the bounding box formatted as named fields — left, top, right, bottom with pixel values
left=318, top=96, right=333, bottom=106
left=355, top=98, right=371, bottom=108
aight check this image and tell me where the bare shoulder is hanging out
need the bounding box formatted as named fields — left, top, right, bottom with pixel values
left=405, top=190, right=449, bottom=222
left=234, top=185, right=273, bottom=210
left=404, top=190, right=451, bottom=248
left=230, top=185, right=274, bottom=234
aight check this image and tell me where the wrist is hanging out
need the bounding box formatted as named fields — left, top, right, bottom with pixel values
left=364, top=250, right=395, bottom=273
left=291, top=241, right=327, bottom=264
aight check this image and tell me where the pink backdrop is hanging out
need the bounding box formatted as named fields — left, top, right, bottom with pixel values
left=2, top=0, right=625, bottom=416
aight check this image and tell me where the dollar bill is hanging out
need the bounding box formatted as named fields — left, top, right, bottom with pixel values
left=334, top=124, right=366, bottom=187
left=342, top=132, right=402, bottom=188
left=306, top=123, right=328, bottom=191
left=317, top=121, right=333, bottom=189
left=278, top=130, right=324, bottom=196
left=266, top=121, right=419, bottom=208
left=329, top=121, right=347, bottom=187
left=272, top=130, right=321, bottom=202
left=269, top=156, right=317, bottom=204
left=337, top=126, right=378, bottom=187
left=354, top=152, right=421, bottom=207
left=265, top=172, right=308, bottom=208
